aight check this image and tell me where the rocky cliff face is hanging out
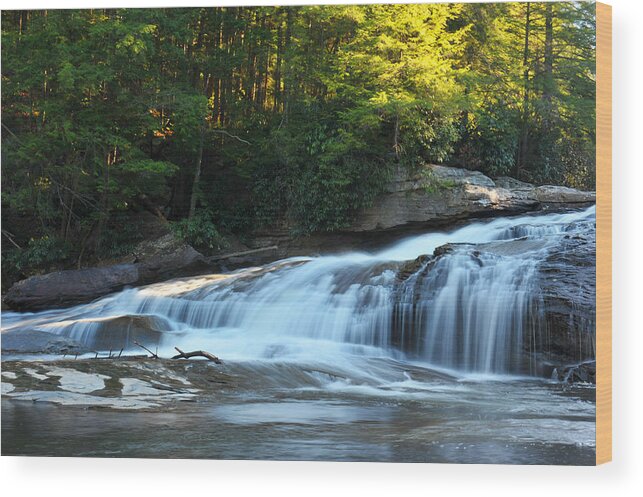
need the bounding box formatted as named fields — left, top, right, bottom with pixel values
left=247, top=165, right=595, bottom=260
left=348, top=165, right=595, bottom=232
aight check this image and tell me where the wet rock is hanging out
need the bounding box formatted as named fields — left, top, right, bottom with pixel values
left=536, top=232, right=596, bottom=367
left=432, top=243, right=472, bottom=258
left=1, top=315, right=171, bottom=355
left=391, top=223, right=595, bottom=377
left=397, top=255, right=432, bottom=281
left=1, top=329, right=89, bottom=355
left=211, top=245, right=281, bottom=271
left=0, top=358, right=214, bottom=410
left=476, top=238, right=549, bottom=256
left=81, top=314, right=174, bottom=351
left=552, top=361, right=596, bottom=384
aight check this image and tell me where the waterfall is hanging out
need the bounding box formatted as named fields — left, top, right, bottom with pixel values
left=1, top=207, right=596, bottom=376
left=393, top=248, right=543, bottom=373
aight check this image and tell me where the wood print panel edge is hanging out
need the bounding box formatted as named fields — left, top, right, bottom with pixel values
left=596, top=1, right=612, bottom=465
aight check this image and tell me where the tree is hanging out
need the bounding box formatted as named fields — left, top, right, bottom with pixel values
left=1, top=3, right=598, bottom=286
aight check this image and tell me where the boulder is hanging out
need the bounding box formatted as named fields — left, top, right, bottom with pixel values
left=1, top=314, right=173, bottom=355
left=4, top=235, right=211, bottom=311
left=76, top=314, right=173, bottom=351
left=493, top=176, right=534, bottom=190
left=387, top=164, right=496, bottom=193
left=552, top=360, right=596, bottom=384
left=137, top=236, right=211, bottom=283
left=396, top=254, right=432, bottom=281
left=3, top=264, right=140, bottom=311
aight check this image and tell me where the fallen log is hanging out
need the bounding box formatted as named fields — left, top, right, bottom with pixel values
left=206, top=245, right=278, bottom=262
left=172, top=347, right=223, bottom=364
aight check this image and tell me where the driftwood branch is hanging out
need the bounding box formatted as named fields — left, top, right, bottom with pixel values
left=207, top=245, right=278, bottom=262
left=211, top=129, right=251, bottom=145
left=2, top=230, right=21, bottom=249
left=172, top=347, right=222, bottom=364
left=133, top=340, right=159, bottom=359
left=1, top=122, right=22, bottom=142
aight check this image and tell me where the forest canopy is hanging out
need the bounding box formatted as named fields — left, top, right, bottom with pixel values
left=1, top=2, right=596, bottom=282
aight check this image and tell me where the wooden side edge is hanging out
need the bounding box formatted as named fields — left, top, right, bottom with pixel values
left=596, top=1, right=612, bottom=466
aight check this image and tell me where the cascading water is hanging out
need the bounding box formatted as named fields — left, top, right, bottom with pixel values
left=394, top=250, right=541, bottom=373
left=1, top=206, right=596, bottom=377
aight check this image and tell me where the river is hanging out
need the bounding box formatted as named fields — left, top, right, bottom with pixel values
left=1, top=207, right=596, bottom=463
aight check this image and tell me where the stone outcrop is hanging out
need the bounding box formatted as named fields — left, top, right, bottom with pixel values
left=4, top=236, right=211, bottom=312
left=347, top=165, right=595, bottom=232
left=81, top=314, right=174, bottom=351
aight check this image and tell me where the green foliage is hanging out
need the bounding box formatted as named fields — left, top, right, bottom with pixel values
left=1, top=4, right=597, bottom=283
left=96, top=217, right=147, bottom=259
left=171, top=210, right=226, bottom=252
left=19, top=236, right=71, bottom=270
left=450, top=2, right=596, bottom=188
left=420, top=170, right=457, bottom=195
left=2, top=235, right=71, bottom=286
left=458, top=108, right=521, bottom=177
left=114, top=159, right=178, bottom=199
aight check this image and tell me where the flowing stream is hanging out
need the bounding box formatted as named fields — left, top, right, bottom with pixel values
left=1, top=207, right=597, bottom=463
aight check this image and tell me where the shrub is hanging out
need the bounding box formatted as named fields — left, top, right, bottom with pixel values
left=171, top=210, right=227, bottom=252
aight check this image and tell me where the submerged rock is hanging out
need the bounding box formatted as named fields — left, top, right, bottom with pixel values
left=552, top=360, right=596, bottom=384
left=0, top=358, right=217, bottom=410
left=1, top=329, right=88, bottom=355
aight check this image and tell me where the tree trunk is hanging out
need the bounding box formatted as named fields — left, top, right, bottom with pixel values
left=273, top=20, right=283, bottom=112
left=393, top=113, right=400, bottom=159
left=283, top=8, right=293, bottom=125
left=95, top=149, right=112, bottom=255
left=516, top=2, right=531, bottom=179
left=543, top=2, right=555, bottom=131
left=189, top=127, right=205, bottom=219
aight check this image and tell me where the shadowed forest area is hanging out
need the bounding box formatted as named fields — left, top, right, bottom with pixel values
left=1, top=2, right=596, bottom=287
